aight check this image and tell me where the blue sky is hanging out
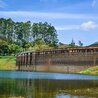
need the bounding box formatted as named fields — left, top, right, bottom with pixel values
left=0, top=0, right=98, bottom=46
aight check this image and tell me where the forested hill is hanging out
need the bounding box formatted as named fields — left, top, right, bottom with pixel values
left=0, top=18, right=58, bottom=55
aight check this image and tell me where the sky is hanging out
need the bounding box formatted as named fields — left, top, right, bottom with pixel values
left=0, top=0, right=98, bottom=46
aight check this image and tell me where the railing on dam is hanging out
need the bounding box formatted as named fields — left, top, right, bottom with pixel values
left=16, top=47, right=98, bottom=73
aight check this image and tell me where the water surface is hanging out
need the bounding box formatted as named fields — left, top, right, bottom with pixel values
left=0, top=71, right=98, bottom=98
left=0, top=71, right=98, bottom=80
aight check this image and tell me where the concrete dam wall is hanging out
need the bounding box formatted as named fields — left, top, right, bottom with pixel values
left=16, top=47, right=98, bottom=73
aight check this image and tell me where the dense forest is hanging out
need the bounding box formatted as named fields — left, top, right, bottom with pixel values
left=0, top=18, right=58, bottom=55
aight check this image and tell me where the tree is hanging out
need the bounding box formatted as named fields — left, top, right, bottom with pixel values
left=32, top=22, right=58, bottom=47
left=0, top=18, right=8, bottom=40
left=32, top=38, right=54, bottom=50
left=15, top=21, right=31, bottom=47
left=0, top=18, right=15, bottom=43
left=0, top=18, right=59, bottom=55
left=6, top=18, right=15, bottom=43
left=0, top=38, right=9, bottom=55
left=69, top=39, right=75, bottom=47
left=8, top=44, right=23, bottom=54
left=78, top=40, right=83, bottom=47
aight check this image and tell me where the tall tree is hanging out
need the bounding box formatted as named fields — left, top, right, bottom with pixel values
left=0, top=18, right=59, bottom=54
left=78, top=40, right=83, bottom=47
left=6, top=18, right=15, bottom=43
left=15, top=21, right=31, bottom=45
left=32, top=22, right=58, bottom=47
left=0, top=18, right=15, bottom=43
left=69, top=39, right=75, bottom=47
left=15, top=22, right=24, bottom=45
left=0, top=18, right=7, bottom=39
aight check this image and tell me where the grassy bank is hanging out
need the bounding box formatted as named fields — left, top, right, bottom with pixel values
left=0, top=56, right=16, bottom=70
left=79, top=66, right=98, bottom=75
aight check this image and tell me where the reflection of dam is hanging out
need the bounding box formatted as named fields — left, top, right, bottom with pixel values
left=10, top=79, right=98, bottom=98
left=17, top=79, right=98, bottom=90
left=16, top=47, right=98, bottom=73
left=0, top=78, right=98, bottom=98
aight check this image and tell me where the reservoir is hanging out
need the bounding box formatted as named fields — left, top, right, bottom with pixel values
left=0, top=71, right=98, bottom=98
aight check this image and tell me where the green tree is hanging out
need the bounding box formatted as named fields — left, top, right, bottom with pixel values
left=0, top=18, right=7, bottom=40
left=8, top=44, right=23, bottom=54
left=0, top=38, right=9, bottom=55
left=0, top=18, right=15, bottom=43
left=69, top=39, right=75, bottom=47
left=32, top=22, right=58, bottom=47
left=15, top=21, right=31, bottom=47
left=0, top=18, right=59, bottom=55
left=6, top=18, right=15, bottom=43
left=78, top=40, right=83, bottom=47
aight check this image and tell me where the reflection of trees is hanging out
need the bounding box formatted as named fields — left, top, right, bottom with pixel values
left=0, top=78, right=26, bottom=97
left=17, top=79, right=56, bottom=98
left=0, top=79, right=98, bottom=98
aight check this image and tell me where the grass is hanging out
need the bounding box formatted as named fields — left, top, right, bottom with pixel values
left=79, top=66, right=98, bottom=75
left=0, top=56, right=16, bottom=71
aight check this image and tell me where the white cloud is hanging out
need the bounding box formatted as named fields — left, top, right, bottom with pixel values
left=0, top=11, right=98, bottom=20
left=55, top=21, right=98, bottom=31
left=92, top=0, right=96, bottom=8
left=80, top=21, right=97, bottom=30
left=0, top=0, right=7, bottom=8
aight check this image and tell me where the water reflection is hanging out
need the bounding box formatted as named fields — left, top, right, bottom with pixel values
left=0, top=78, right=98, bottom=98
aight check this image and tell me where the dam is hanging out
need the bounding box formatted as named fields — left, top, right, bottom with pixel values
left=16, top=47, right=98, bottom=73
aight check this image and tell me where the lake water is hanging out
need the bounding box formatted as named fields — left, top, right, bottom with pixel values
left=0, top=71, right=98, bottom=98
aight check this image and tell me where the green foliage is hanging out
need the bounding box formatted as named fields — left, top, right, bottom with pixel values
left=78, top=40, right=83, bottom=47
left=69, top=39, right=76, bottom=47
left=32, top=38, right=53, bottom=50
left=8, top=44, right=23, bottom=54
left=0, top=39, right=9, bottom=55
left=79, top=66, right=98, bottom=75
left=32, top=22, right=58, bottom=47
left=0, top=18, right=58, bottom=55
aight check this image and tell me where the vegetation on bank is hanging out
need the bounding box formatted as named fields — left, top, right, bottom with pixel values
left=0, top=56, right=16, bottom=70
left=0, top=18, right=58, bottom=55
left=79, top=66, right=98, bottom=75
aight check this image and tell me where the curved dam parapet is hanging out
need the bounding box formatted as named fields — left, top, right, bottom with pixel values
left=16, top=47, right=98, bottom=73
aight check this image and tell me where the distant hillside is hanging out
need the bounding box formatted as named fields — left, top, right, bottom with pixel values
left=88, top=42, right=98, bottom=47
